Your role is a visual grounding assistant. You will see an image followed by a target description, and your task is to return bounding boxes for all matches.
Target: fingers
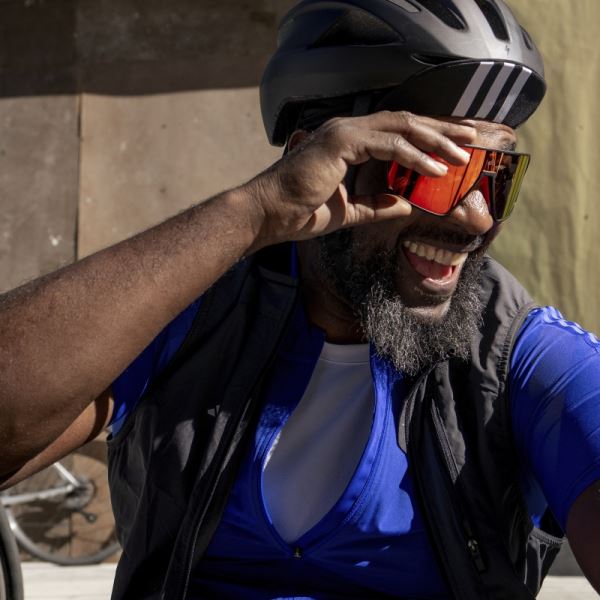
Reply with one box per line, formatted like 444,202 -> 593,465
319,110 -> 477,174
346,193 -> 413,226
400,120 -> 473,165
297,190 -> 413,239
340,129 -> 453,177
356,111 -> 478,150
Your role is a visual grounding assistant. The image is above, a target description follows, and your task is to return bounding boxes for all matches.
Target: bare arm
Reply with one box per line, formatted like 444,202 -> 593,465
0,189 -> 259,476
566,480 -> 600,593
0,390 -> 113,489
0,112 -> 476,477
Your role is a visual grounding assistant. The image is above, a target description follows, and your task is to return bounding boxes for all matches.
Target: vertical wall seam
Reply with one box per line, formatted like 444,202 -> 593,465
74,0 -> 83,263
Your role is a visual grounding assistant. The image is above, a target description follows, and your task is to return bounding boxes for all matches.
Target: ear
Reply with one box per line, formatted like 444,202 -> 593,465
287,129 -> 310,152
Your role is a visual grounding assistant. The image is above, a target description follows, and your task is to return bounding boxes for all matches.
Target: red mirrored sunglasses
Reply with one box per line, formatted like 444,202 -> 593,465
386,145 -> 530,222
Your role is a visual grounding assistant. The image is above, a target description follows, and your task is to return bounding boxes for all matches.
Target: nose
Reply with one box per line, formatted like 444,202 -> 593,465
444,189 -> 494,236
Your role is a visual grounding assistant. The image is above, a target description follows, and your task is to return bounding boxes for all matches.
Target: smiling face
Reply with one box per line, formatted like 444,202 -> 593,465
299,118 -> 519,373
351,119 -> 517,320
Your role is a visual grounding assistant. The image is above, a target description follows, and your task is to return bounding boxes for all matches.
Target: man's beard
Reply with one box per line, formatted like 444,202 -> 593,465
317,228 -> 486,376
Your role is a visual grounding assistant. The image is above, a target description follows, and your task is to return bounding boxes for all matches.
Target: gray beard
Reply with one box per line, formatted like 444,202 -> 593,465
317,229 -> 486,376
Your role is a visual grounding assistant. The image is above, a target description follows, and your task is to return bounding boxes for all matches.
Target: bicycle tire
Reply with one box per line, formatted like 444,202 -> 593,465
0,505 -> 23,600
2,439 -> 121,566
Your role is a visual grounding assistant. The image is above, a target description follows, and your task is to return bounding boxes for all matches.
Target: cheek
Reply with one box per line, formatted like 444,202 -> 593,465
483,221 -> 503,245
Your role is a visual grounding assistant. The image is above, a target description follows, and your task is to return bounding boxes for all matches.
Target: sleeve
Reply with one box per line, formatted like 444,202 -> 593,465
110,298 -> 202,434
510,306 -> 600,530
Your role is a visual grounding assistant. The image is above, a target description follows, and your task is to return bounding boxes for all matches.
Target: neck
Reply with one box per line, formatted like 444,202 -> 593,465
297,241 -> 365,344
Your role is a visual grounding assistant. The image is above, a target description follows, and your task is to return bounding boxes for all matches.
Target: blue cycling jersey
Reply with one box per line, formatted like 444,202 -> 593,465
112,301 -> 600,598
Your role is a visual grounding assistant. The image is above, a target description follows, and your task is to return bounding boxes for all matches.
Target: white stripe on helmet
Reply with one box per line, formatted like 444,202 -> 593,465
475,62 -> 517,119
493,67 -> 533,123
452,62 -> 494,117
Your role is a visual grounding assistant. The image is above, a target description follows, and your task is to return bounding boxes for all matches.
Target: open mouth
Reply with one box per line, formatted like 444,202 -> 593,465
401,241 -> 468,285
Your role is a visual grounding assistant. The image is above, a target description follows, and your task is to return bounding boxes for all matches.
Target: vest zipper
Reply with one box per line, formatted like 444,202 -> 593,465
175,297 -> 300,600
403,365 -> 486,600
177,387 -> 266,600
430,400 -> 487,574
467,537 -> 486,573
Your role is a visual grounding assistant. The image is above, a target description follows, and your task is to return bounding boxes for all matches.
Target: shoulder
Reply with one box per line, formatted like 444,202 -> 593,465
510,307 -> 600,529
510,306 -> 600,394
479,256 -> 533,310
468,257 -> 536,373
513,306 -> 600,366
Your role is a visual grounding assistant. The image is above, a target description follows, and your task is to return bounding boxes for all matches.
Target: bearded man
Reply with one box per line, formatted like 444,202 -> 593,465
1,1 -> 599,599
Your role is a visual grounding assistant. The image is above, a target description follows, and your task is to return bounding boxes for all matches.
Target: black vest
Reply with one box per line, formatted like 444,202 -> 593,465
107,247 -> 563,600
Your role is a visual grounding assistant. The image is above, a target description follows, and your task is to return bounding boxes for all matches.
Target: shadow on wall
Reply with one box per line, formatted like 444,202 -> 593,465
0,0 -> 296,98
0,0 -> 295,292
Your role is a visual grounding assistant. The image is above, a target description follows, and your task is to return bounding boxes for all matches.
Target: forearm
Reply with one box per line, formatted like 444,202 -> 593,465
0,185 -> 261,471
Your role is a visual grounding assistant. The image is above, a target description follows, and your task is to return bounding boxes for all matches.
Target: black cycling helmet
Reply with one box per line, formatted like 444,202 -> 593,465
261,0 -> 546,146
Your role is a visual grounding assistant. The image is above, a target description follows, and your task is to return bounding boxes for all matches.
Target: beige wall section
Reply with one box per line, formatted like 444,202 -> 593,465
78,89 -> 281,257
0,0 -> 79,293
0,95 -> 79,292
491,0 -> 600,332
75,0 -> 295,257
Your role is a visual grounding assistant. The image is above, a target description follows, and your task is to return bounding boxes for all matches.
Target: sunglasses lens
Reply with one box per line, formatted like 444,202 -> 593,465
387,148 -> 486,215
491,153 -> 530,221
387,147 -> 529,220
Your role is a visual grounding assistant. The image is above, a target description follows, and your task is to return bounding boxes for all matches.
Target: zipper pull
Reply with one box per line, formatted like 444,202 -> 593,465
462,518 -> 486,572
293,546 -> 302,559
467,538 -> 486,572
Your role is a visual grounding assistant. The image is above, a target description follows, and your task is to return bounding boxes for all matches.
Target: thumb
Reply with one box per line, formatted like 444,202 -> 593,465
346,193 -> 412,226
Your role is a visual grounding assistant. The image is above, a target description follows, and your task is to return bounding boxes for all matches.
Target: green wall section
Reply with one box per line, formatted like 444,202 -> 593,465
491,1 -> 600,332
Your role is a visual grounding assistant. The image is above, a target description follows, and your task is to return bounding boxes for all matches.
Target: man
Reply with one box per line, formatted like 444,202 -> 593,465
0,0 -> 599,598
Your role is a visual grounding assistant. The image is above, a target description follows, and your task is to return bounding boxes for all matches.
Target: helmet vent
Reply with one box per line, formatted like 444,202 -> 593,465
521,27 -> 534,50
475,1 -> 510,41
418,0 -> 466,30
412,53 -> 463,66
390,0 -> 421,13
312,9 -> 404,48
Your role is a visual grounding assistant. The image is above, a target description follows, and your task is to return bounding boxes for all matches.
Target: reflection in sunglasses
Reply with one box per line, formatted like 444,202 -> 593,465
386,145 -> 530,222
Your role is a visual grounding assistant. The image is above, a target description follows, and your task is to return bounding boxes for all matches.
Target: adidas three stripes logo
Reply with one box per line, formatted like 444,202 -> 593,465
452,62 -> 533,123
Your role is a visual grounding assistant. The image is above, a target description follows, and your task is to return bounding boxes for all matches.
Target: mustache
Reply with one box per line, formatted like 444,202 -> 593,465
394,224 -> 486,252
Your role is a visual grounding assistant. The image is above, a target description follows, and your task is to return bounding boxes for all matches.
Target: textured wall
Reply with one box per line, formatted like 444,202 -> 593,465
0,0 -> 79,292
76,0 -> 290,256
0,0 -> 293,287
492,0 -> 600,332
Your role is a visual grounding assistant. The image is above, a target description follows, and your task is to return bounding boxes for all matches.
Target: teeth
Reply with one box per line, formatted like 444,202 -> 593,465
402,240 -> 468,267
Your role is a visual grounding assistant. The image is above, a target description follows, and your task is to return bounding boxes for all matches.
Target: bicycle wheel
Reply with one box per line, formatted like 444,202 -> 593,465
2,439 -> 121,566
0,505 -> 23,600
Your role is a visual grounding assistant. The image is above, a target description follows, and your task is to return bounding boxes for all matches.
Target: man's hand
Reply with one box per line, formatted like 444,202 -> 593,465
244,111 -> 477,249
